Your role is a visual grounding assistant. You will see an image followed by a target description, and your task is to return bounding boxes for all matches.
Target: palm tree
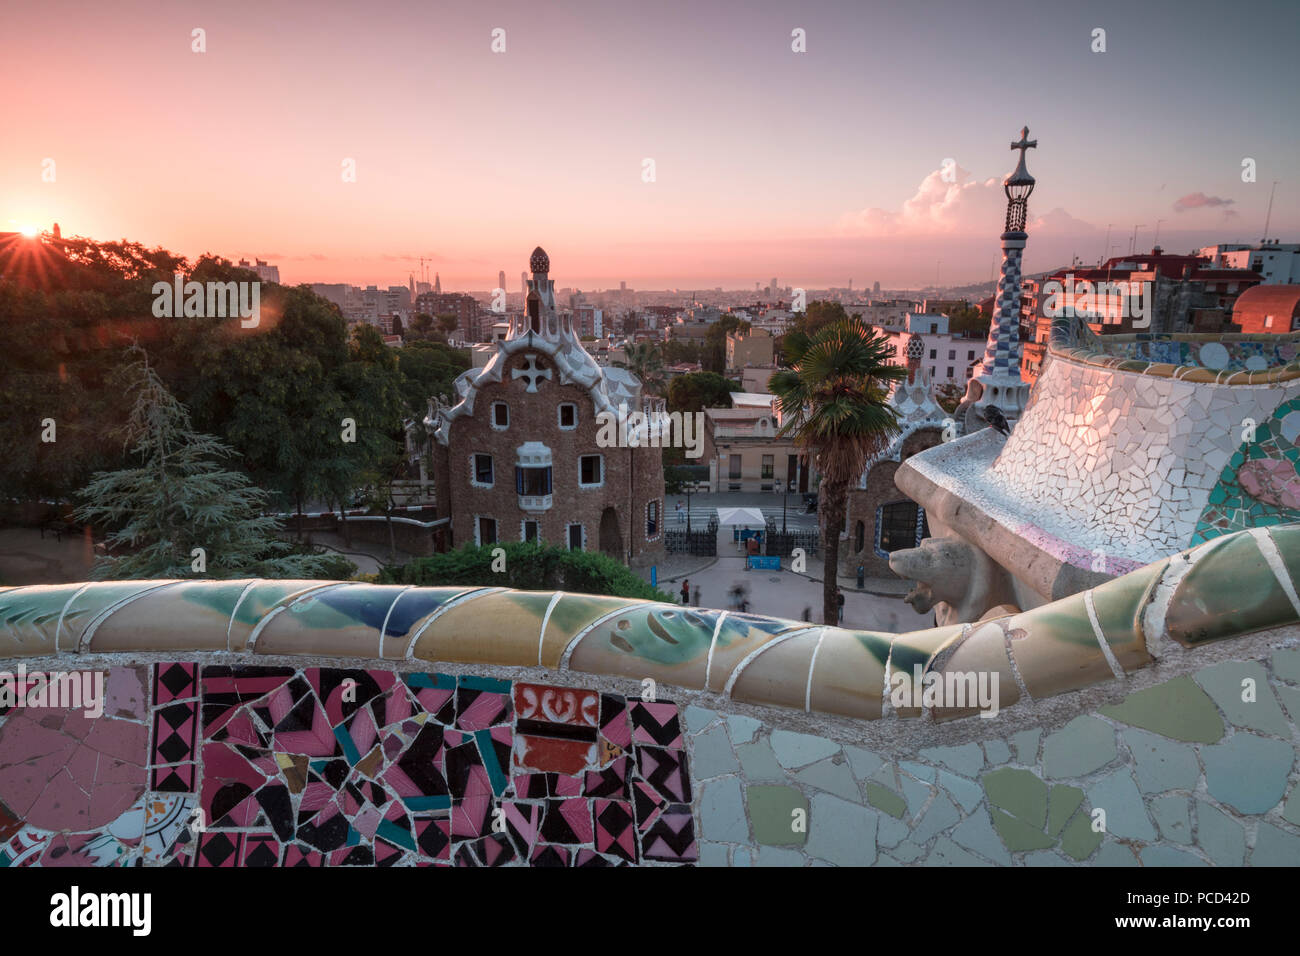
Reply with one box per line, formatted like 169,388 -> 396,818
770,319 -> 906,625
615,341 -> 665,395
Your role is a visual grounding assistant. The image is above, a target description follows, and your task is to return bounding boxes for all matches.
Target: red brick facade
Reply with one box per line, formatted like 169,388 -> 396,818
431,350 -> 665,567
841,427 -> 942,577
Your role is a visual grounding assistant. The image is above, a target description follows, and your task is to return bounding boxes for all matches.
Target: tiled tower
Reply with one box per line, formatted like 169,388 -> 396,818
959,127 -> 1037,433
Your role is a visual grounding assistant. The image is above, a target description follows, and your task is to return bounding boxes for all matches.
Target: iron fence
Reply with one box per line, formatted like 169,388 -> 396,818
665,528 -> 717,556
764,525 -> 819,557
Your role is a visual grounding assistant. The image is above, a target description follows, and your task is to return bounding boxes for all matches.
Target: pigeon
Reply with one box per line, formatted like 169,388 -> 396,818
981,404 -> 1011,436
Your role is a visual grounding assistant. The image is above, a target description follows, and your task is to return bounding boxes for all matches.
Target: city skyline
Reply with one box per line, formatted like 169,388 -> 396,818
3,0 -> 1297,289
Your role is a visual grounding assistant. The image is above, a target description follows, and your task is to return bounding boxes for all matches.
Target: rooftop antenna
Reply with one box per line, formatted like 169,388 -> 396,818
1263,180 -> 1279,242
1102,224 -> 1114,265
1153,219 -> 1166,247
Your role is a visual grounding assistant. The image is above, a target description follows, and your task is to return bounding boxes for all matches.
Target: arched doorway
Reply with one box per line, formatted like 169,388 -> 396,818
599,507 -> 623,559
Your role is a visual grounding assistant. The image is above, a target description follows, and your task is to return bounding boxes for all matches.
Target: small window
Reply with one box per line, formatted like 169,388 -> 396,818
948,349 -> 955,360
968,350 -> 975,360
878,502 -> 919,553
558,404 -> 577,429
523,520 -> 538,543
946,367 -> 953,378
473,454 -> 493,485
579,455 -> 602,486
568,524 -> 583,550
478,516 -> 497,545
929,349 -> 936,359
646,501 -> 658,537
729,454 -> 742,480
515,466 -> 552,496
929,323 -> 937,334
854,520 -> 865,553
761,455 -> 774,479
492,402 -> 509,428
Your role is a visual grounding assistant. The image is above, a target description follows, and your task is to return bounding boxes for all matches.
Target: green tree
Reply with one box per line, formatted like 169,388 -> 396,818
948,302 -> 991,338
379,541 -> 672,601
614,341 -> 665,395
795,301 -> 849,338
409,312 -> 435,338
661,338 -> 699,365
667,371 -> 738,414
436,313 -> 459,335
73,347 -> 344,580
769,319 -> 905,625
396,339 -> 471,416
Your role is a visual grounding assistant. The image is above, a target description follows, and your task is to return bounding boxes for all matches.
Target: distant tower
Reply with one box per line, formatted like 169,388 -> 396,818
959,126 -> 1037,434
409,273 -> 415,298
498,270 -> 506,293
434,272 -> 442,294
905,332 -> 925,384
873,281 -> 881,294
521,271 -> 528,297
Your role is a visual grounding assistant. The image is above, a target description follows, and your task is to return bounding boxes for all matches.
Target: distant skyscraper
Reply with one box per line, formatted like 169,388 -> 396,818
498,270 -> 506,292
409,273 -> 416,299
521,271 -> 528,297
620,280 -> 626,292
873,281 -> 881,294
434,273 -> 442,294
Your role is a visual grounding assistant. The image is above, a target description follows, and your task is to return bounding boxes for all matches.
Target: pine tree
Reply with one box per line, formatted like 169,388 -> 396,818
75,346 -> 342,580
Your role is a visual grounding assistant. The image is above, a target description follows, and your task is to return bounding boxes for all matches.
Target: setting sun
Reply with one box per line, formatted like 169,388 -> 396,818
17,224 -> 38,238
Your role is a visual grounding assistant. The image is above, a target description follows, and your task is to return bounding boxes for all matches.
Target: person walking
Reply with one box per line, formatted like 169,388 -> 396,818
680,580 -> 690,605
693,585 -> 701,607
836,589 -> 845,624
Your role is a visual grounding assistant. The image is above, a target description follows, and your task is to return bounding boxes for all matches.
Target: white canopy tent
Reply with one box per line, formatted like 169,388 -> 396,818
715,506 -> 765,526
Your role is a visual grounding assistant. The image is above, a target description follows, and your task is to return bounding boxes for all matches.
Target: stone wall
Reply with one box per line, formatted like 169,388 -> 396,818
684,649 -> 1300,866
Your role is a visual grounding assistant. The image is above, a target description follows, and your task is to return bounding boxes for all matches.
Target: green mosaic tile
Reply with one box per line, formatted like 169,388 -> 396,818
1046,785 -> 1085,837
1098,676 -> 1224,743
864,781 -> 906,819
990,808 -> 1056,852
983,767 -> 1047,829
747,785 -> 808,847
1058,810 -> 1103,861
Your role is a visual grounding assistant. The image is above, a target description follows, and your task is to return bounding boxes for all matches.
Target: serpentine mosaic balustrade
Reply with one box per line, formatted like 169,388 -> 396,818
2,523 -> 1298,723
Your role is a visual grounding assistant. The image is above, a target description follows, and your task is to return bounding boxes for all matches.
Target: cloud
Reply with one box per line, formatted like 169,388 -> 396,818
1173,192 -> 1235,212
838,164 -> 1092,237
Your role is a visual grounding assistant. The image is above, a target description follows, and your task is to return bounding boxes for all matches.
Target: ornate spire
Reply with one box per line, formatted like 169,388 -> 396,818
1003,127 -> 1037,234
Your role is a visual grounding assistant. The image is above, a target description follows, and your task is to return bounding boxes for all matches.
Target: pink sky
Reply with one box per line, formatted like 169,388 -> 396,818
2,0 -> 1295,290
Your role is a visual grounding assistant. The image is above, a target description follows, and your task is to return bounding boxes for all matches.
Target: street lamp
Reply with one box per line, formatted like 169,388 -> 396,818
776,479 -> 787,534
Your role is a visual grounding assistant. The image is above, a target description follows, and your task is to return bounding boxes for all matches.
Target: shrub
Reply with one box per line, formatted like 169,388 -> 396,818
379,541 -> 672,602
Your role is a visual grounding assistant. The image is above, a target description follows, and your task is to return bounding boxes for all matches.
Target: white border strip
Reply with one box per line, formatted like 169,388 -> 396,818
1083,588 -> 1125,679
1253,527 -> 1300,618
805,627 -> 829,712
79,581 -> 182,652
722,628 -> 818,698
703,611 -> 729,691
538,591 -> 565,665
403,587 -> 506,661
244,583 -> 345,652
54,584 -> 92,655
226,580 -> 260,652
